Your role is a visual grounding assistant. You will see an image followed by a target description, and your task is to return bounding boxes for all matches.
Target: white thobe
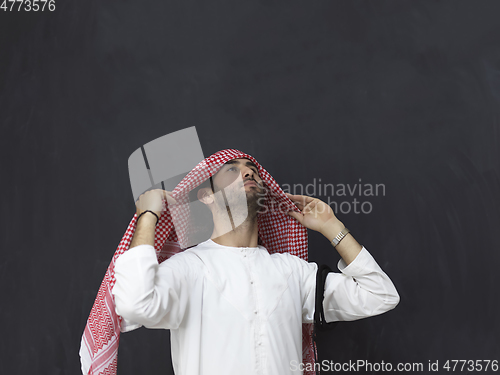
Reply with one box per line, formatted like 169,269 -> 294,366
112,239 -> 399,375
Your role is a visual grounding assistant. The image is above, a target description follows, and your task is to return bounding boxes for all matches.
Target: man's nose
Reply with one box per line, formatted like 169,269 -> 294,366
242,167 -> 255,179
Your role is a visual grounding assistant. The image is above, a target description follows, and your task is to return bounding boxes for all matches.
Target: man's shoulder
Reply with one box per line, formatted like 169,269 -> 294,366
268,251 -> 317,274
269,251 -> 307,262
160,245 -> 206,268
181,239 -> 217,255
165,240 -> 219,264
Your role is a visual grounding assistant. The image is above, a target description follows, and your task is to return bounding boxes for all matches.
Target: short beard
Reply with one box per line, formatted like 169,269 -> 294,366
213,182 -> 266,229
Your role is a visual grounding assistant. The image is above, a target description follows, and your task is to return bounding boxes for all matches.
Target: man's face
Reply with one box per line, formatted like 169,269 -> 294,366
209,158 -> 266,215
194,158 -> 266,233
212,158 -> 264,194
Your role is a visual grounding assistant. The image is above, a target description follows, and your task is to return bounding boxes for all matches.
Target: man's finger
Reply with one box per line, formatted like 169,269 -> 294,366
285,193 -> 312,208
162,190 -> 178,205
292,201 -> 305,210
287,210 -> 303,224
152,189 -> 177,205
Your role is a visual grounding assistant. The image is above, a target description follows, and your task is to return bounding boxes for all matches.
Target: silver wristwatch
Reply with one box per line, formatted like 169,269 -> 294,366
331,227 -> 350,247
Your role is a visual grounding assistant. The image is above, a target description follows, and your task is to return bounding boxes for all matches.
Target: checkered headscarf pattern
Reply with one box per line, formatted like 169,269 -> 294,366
80,149 -> 316,375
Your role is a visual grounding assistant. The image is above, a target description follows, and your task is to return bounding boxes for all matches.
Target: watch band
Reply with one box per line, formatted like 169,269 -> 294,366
331,227 -> 350,247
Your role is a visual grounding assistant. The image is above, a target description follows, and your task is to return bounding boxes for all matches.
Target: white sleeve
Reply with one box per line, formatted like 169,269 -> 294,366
322,246 -> 400,322
112,245 -> 191,329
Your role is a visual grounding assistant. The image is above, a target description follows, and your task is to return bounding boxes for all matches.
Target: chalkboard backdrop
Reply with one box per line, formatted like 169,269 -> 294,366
1,1 -> 499,374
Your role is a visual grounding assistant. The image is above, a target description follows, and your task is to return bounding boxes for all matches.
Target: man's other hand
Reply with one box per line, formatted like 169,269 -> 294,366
135,189 -> 177,217
285,193 -> 342,236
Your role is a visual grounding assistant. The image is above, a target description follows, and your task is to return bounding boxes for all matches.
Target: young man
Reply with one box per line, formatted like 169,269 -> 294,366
109,150 -> 399,375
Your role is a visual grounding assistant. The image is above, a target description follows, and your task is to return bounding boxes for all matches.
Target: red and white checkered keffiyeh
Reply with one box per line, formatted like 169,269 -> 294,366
80,149 -> 316,375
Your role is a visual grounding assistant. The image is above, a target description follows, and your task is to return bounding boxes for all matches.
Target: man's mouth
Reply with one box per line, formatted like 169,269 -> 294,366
244,180 -> 258,187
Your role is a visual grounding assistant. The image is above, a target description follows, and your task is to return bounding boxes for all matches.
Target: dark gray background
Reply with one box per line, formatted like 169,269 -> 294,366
1,1 -> 499,374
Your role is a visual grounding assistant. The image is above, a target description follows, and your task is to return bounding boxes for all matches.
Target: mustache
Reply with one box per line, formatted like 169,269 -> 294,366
244,179 -> 268,196
244,178 -> 263,188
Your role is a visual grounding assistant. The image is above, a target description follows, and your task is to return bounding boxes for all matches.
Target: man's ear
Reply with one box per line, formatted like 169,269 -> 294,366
197,187 -> 214,205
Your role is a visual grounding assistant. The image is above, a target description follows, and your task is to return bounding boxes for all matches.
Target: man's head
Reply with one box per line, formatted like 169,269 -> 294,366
196,158 -> 266,220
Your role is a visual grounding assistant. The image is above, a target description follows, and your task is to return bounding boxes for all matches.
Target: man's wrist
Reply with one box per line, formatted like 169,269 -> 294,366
137,211 -> 158,225
320,218 -> 345,242
322,217 -> 362,264
130,213 -> 157,249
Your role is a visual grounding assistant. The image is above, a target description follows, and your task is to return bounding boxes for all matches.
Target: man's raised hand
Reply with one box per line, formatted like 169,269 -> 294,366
285,193 -> 341,235
130,190 -> 177,248
135,189 -> 177,218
